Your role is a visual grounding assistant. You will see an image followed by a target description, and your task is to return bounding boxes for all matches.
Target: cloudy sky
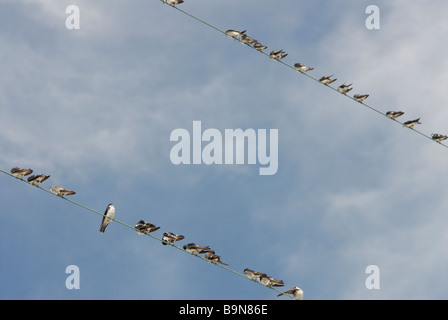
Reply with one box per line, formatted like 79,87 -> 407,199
1,0 -> 448,300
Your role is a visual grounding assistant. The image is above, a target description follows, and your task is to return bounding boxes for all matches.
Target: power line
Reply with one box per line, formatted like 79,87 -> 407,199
0,168 -> 295,299
160,0 -> 448,150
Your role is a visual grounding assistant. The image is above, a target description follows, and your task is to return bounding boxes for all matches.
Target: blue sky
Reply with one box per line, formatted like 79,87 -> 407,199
1,0 -> 448,300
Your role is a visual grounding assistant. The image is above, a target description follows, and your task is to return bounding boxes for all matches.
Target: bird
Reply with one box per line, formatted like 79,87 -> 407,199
253,42 -> 267,51
337,83 -> 353,94
243,268 -> 265,281
50,186 -> 76,197
99,203 -> 115,233
205,250 -> 228,265
10,167 -> 33,179
270,50 -> 288,61
431,133 -> 448,143
27,174 -> 50,186
134,220 -> 160,235
353,94 -> 369,103
183,243 -> 210,255
225,29 -> 246,39
277,286 -> 304,300
162,232 -> 184,245
239,34 -> 257,46
162,0 -> 184,6
259,274 -> 285,287
318,75 -> 337,85
293,63 -> 314,73
403,118 -> 421,129
386,111 -> 404,120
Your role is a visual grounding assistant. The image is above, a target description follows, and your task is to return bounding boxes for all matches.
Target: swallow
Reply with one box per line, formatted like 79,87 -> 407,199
162,0 -> 184,6
243,268 -> 265,281
353,94 -> 369,103
162,232 -> 184,245
431,133 -> 448,143
386,111 -> 404,120
270,50 -> 288,61
239,34 -> 257,46
403,118 -> 421,129
259,275 -> 285,287
293,63 -> 314,73
10,167 -> 33,178
27,174 -> 50,186
183,243 -> 210,255
225,29 -> 246,39
318,75 -> 337,85
253,42 -> 267,51
50,186 -> 76,197
205,250 -> 228,265
337,83 -> 353,94
277,286 -> 304,300
134,220 -> 160,235
99,203 -> 115,233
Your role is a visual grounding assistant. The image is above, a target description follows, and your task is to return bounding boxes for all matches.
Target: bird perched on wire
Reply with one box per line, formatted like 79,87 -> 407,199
431,133 -> 448,143
134,220 -> 160,235
243,268 -> 265,281
294,63 -> 314,73
253,42 -> 267,51
162,232 -> 185,245
403,118 -> 421,129
10,167 -> 33,179
386,111 -> 404,120
225,29 -> 246,39
183,243 -> 210,255
162,0 -> 184,6
353,94 -> 369,103
50,186 -> 76,197
270,49 -> 288,61
319,75 -> 337,85
27,174 -> 50,186
99,203 -> 115,233
277,286 -> 304,300
239,34 -> 257,46
337,83 -> 353,94
205,250 -> 228,265
259,274 -> 285,287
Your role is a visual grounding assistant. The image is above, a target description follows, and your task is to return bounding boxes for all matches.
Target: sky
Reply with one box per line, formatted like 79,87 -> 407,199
1,0 -> 448,300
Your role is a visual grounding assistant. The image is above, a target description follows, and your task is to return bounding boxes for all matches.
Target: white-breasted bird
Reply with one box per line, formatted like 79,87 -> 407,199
205,250 -> 228,265
353,94 -> 369,103
293,63 -> 314,73
10,167 -> 33,179
431,133 -> 448,143
277,286 -> 304,300
319,75 -> 337,85
337,83 -> 353,94
183,243 -> 210,255
50,186 -> 76,197
27,174 -> 50,186
135,220 -> 160,235
239,34 -> 257,46
99,203 -> 115,233
259,274 -> 285,287
225,29 -> 246,39
243,268 -> 265,281
403,118 -> 421,129
253,42 -> 267,51
386,111 -> 404,119
270,49 -> 288,61
162,0 -> 184,6
162,232 -> 184,245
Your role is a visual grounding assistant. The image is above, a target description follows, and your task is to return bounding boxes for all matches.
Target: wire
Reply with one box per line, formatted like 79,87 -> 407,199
0,167 -> 295,299
160,0 -> 448,150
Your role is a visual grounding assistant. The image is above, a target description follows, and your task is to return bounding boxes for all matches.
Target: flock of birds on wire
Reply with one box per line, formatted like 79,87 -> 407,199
8,166 -> 304,300
163,0 -> 448,144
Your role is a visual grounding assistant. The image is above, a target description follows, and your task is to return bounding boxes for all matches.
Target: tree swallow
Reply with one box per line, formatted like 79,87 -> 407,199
27,174 -> 50,186
50,186 -> 76,197
205,250 -> 228,265
162,0 -> 184,6
269,50 -> 288,61
386,111 -> 404,120
337,83 -> 353,94
353,94 -> 369,103
239,34 -> 257,46
135,220 -> 160,235
403,118 -> 421,129
162,232 -> 184,245
431,133 -> 448,143
243,268 -> 265,281
259,274 -> 285,287
183,243 -> 210,255
225,29 -> 246,39
10,167 -> 33,179
99,203 -> 115,233
293,63 -> 313,73
253,42 -> 267,51
277,286 -> 304,300
318,75 -> 337,85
